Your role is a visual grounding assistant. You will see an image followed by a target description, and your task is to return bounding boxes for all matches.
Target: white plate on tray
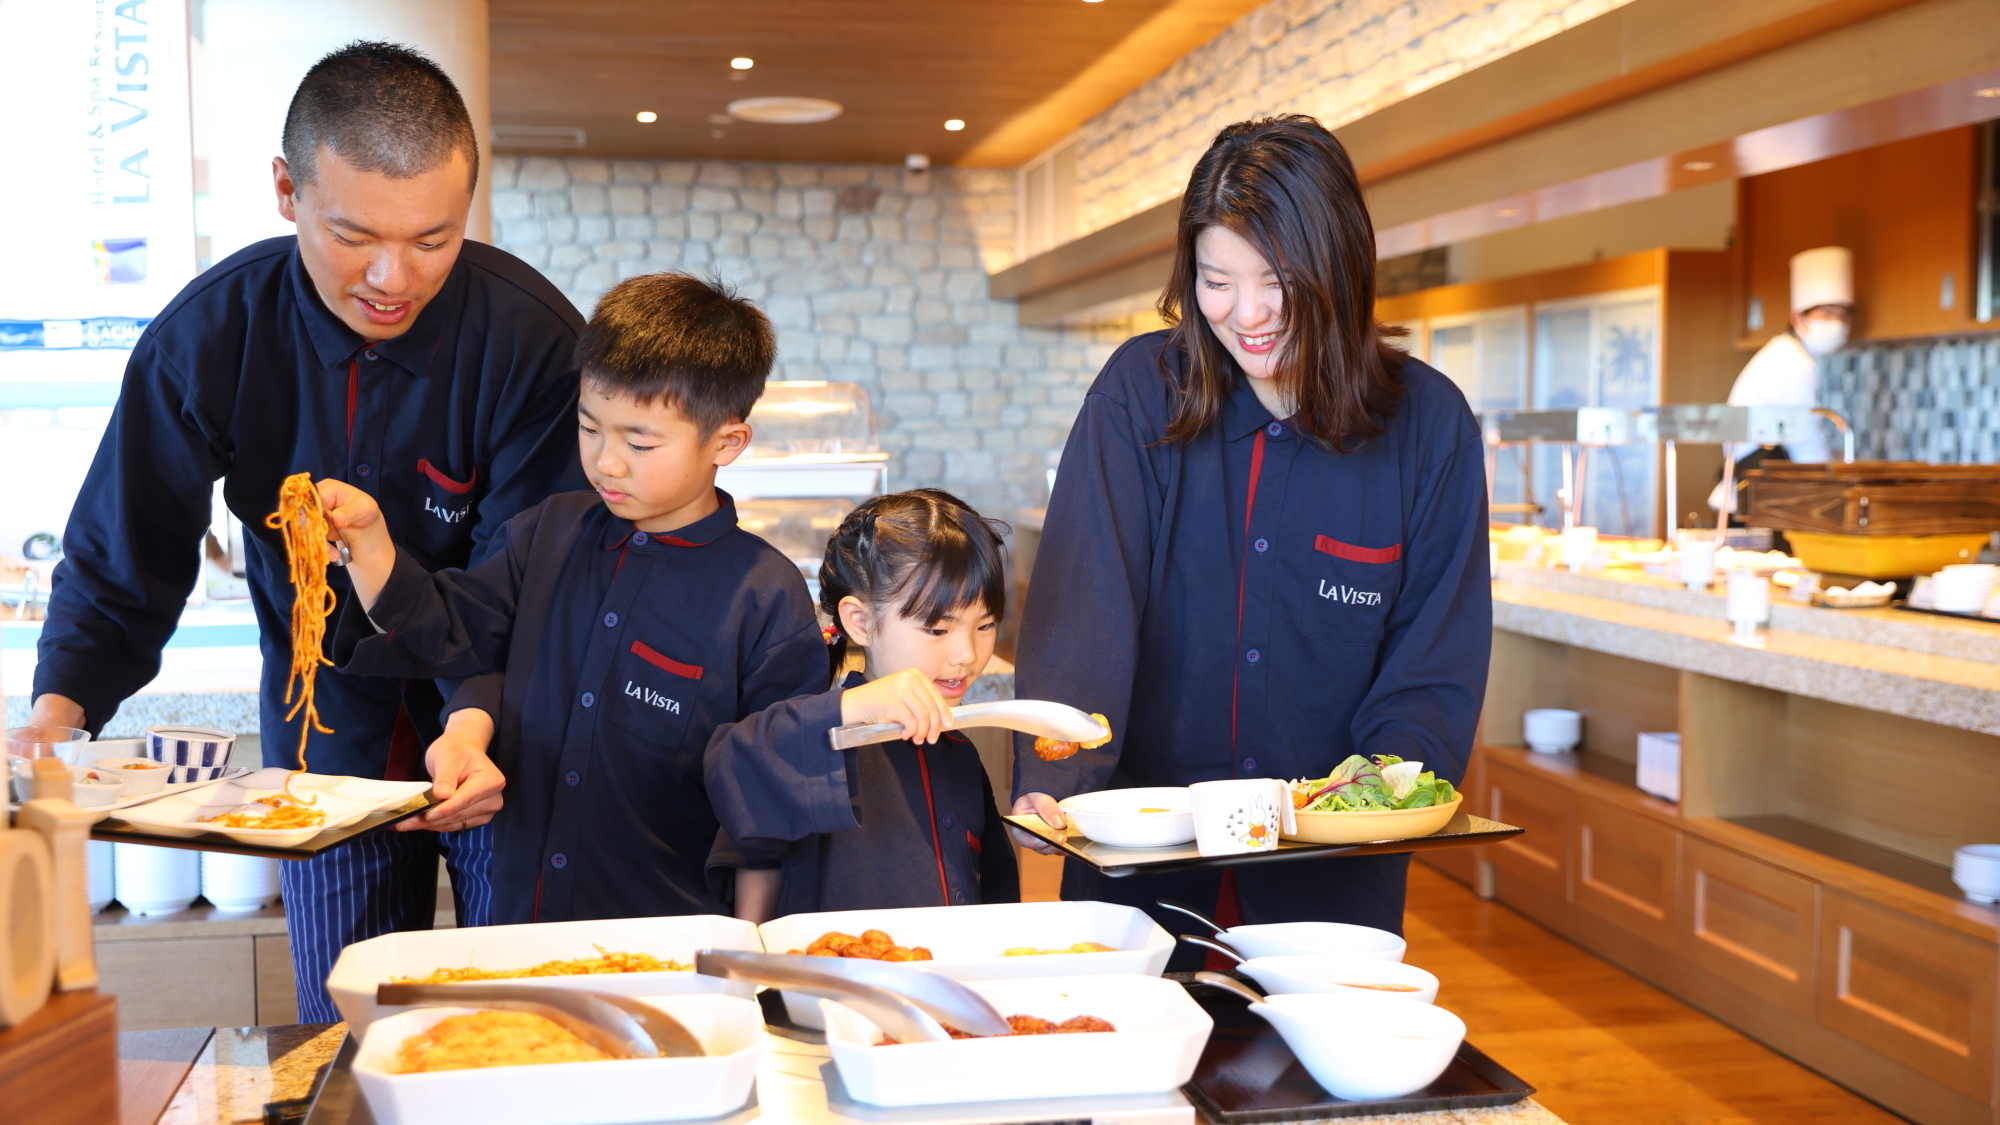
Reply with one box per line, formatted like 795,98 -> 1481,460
8,766 -> 250,816
759,900 -> 1173,1029
109,768 -> 432,848
328,914 -> 765,1034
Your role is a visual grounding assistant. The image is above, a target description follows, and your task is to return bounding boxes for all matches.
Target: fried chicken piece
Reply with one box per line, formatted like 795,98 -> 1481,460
859,929 -> 896,949
880,946 -> 933,961
1056,1015 -> 1117,1033
1033,737 -> 1080,762
1006,1015 -> 1058,1035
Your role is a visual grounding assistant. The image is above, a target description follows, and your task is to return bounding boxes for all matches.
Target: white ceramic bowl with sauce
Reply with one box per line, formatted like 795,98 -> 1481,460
1249,991 -> 1465,1101
1237,955 -> 1438,1003
1056,787 -> 1195,848
93,757 -> 171,795
1216,921 -> 1406,962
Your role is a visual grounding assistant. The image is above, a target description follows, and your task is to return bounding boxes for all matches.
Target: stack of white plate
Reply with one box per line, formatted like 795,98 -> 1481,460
201,852 -> 281,911
87,840 -> 115,914
113,843 -> 200,915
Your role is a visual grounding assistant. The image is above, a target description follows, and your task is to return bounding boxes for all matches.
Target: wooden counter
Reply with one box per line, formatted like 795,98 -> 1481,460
1441,562 -> 2000,1125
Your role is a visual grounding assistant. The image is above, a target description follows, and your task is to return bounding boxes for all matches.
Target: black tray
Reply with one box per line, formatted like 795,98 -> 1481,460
91,793 -> 436,860
1006,810 -> 1522,877
1174,973 -> 1534,1123
1891,600 -> 2000,627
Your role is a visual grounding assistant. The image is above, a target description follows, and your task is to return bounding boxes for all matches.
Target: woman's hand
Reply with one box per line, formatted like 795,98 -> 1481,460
399,708 -> 506,832
315,478 -> 396,608
1008,792 -> 1066,854
840,668 -> 953,745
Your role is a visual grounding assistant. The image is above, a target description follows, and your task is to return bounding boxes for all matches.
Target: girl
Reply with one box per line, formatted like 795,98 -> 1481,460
705,489 -> 1021,921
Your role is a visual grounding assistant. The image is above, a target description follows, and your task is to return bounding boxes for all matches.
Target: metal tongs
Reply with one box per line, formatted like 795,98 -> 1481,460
695,948 -> 1011,1042
826,698 -> 1109,751
375,982 -> 705,1059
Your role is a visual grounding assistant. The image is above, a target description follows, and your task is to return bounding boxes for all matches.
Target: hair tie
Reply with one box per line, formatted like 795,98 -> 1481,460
822,623 -> 841,646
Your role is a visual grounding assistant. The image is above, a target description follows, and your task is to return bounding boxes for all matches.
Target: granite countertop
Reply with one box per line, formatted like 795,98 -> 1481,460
1494,561 -> 2000,735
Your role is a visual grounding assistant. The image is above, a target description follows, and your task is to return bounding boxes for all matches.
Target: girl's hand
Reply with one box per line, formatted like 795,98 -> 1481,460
841,668 -> 953,745
315,478 -> 396,607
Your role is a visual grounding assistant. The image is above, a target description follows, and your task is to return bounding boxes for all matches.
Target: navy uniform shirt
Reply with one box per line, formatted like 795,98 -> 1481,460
705,673 -> 1021,915
37,237 -> 587,776
334,490 -> 827,924
1013,331 -> 1490,936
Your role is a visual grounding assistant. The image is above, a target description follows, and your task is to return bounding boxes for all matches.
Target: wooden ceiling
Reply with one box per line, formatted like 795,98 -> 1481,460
488,0 -> 1266,166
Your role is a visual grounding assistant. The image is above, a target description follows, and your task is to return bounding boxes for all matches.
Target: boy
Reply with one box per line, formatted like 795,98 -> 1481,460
319,273 -> 826,923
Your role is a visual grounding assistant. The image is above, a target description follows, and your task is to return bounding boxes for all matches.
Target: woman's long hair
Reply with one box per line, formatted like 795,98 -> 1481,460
1158,115 -> 1406,448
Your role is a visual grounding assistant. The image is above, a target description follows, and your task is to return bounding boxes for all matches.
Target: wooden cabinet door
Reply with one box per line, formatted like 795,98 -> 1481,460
1818,890 -> 1995,1099
1482,756 -> 1569,899
1680,837 -> 1818,1018
1572,801 -> 1680,949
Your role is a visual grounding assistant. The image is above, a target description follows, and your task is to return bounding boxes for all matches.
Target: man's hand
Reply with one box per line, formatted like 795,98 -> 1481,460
28,693 -> 86,733
315,477 -> 396,609
399,708 -> 505,832
1008,791 -> 1066,855
839,668 -> 953,745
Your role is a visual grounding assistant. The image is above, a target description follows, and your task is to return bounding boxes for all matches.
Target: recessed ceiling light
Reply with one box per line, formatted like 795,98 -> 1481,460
1977,87 -> 2000,97
731,57 -> 754,70
727,96 -> 843,124
635,111 -> 658,123
1496,207 -> 1521,218
944,119 -> 965,131
708,114 -> 734,125
1682,160 -> 1716,171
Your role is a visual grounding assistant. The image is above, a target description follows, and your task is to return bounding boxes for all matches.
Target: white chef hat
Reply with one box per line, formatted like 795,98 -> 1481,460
1790,246 -> 1853,312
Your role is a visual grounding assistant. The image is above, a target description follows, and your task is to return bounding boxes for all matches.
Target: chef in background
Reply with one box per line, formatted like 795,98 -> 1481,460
1711,246 -> 1852,515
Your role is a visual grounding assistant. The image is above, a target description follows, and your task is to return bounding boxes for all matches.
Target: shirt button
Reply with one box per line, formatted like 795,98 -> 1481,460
581,691 -> 595,707
357,464 -> 372,477
365,348 -> 378,361
565,771 -> 580,787
604,612 -> 618,628
632,532 -> 649,545
1266,422 -> 1282,437
550,853 -> 568,869
1254,538 -> 1268,553
1246,649 -> 1260,663
941,814 -> 953,829
1243,757 -> 1258,772
953,889 -> 967,904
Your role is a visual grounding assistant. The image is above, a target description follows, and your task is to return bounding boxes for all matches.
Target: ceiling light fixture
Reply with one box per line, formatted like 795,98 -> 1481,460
1978,88 -> 2000,98
731,57 -> 754,70
727,96 -> 843,124
635,111 -> 658,123
944,119 -> 965,131
1682,160 -> 1716,171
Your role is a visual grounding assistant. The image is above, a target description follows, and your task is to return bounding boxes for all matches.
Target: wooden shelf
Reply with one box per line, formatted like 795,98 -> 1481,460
1722,816 -> 1977,907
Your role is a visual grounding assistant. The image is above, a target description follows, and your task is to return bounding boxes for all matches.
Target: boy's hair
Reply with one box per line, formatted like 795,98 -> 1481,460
820,490 -> 1010,679
577,273 -> 777,434
283,41 -> 478,191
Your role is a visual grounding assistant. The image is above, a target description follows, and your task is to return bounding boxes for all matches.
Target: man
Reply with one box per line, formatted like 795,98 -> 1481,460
32,42 -> 586,1020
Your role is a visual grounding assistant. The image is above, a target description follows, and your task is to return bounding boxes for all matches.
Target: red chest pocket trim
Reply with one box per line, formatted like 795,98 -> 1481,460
965,829 -> 982,854
631,641 -> 704,680
417,459 -> 477,495
1314,535 -> 1402,564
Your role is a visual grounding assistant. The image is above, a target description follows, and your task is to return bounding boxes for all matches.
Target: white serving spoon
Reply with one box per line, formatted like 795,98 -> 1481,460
826,698 -> 1109,750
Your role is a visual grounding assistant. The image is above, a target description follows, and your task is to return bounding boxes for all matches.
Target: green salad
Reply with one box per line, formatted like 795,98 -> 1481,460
1290,755 -> 1459,812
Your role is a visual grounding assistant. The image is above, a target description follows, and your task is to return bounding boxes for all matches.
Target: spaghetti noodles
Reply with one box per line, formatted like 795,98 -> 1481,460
265,472 -> 336,795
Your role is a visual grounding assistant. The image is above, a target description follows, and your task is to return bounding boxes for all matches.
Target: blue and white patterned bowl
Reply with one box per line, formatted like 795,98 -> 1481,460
146,725 -> 237,785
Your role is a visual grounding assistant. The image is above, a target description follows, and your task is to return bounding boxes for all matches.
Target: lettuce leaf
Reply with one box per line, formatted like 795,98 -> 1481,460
1294,755 -> 1458,813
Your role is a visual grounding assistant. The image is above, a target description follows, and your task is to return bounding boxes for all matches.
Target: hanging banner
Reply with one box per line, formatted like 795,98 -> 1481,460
0,0 -> 195,399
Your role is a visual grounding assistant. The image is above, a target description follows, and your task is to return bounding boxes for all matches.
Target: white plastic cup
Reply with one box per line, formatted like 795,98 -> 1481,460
1559,526 -> 1599,571
1522,709 -> 1582,754
1189,778 -> 1297,857
201,852 -> 281,912
1952,845 -> 2000,903
1726,568 -> 1771,632
1680,535 -> 1717,590
113,843 -> 201,916
86,840 -> 115,915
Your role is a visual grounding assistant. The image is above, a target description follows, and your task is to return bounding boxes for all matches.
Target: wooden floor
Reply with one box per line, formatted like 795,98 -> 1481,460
1016,850 -> 1906,1124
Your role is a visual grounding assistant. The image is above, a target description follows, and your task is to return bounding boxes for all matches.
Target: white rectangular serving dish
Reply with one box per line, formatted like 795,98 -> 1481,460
111,768 -> 431,847
329,914 -> 764,1034
822,974 -> 1211,1107
353,993 -> 764,1125
759,900 -> 1173,1029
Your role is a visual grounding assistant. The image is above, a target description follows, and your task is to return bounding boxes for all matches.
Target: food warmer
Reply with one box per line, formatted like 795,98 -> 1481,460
719,381 -> 890,595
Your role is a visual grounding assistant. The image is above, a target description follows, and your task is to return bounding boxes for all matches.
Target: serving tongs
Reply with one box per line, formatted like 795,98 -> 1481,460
695,948 -> 1011,1042
374,982 -> 705,1060
826,698 -> 1110,751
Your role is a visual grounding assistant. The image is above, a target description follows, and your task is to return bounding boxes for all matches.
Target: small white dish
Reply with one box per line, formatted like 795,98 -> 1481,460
1237,955 -> 1439,1003
1523,708 -> 1581,754
351,993 -> 765,1125
1057,787 -> 1195,848
1216,921 -> 1407,962
1952,844 -> 2000,903
1249,991 -> 1466,1101
69,772 -> 126,807
94,757 -> 172,795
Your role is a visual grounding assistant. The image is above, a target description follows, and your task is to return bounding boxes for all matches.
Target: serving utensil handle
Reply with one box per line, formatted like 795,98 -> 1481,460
1156,898 -> 1225,936
827,721 -> 906,750
1174,934 -> 1245,964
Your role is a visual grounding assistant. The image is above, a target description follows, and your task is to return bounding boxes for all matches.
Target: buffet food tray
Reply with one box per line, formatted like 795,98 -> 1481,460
1005,811 -> 1523,876
1175,972 -> 1535,1122
89,792 -> 435,859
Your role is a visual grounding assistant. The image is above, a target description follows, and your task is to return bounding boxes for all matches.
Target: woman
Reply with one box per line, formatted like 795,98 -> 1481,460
1011,115 -> 1490,966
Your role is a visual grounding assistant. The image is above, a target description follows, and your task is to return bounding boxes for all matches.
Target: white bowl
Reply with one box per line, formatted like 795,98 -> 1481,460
147,725 -> 237,785
821,973 -> 1211,1107
1523,708 -> 1581,753
1952,844 -> 2000,903
328,914 -> 763,1035
352,993 -> 764,1125
86,840 -> 115,914
94,757 -> 171,795
1057,788 -> 1195,848
113,843 -> 200,915
69,772 -> 126,807
1217,921 -> 1407,962
1250,992 -> 1466,1101
201,852 -> 281,912
1238,955 -> 1439,1003
759,900 -> 1174,1030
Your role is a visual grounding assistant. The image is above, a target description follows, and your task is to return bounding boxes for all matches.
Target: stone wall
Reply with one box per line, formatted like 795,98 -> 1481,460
1822,336 -> 2000,464
1065,0 -> 1637,238
487,155 -> 1146,512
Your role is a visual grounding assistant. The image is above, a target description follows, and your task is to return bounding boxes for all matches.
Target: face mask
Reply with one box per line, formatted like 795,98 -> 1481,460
1797,319 -> 1848,357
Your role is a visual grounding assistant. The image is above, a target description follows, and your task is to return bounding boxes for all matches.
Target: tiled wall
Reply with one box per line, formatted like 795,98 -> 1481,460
1822,335 -> 2000,463
487,155 -> 1144,512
